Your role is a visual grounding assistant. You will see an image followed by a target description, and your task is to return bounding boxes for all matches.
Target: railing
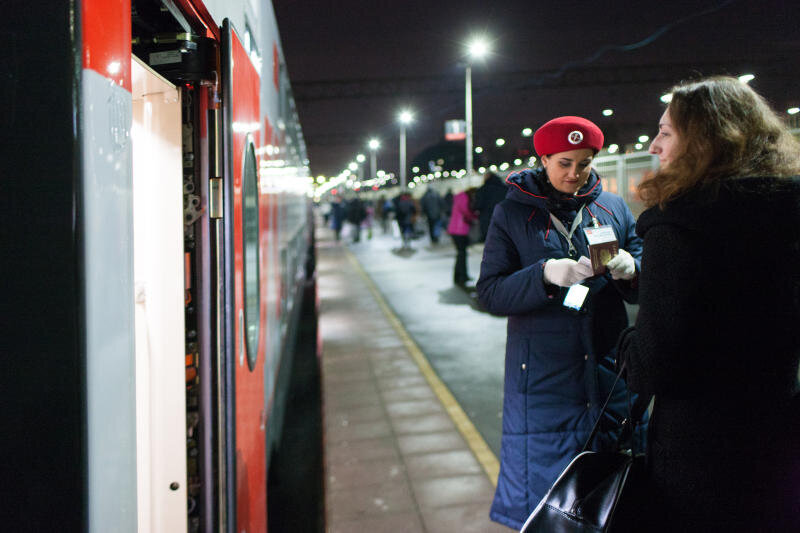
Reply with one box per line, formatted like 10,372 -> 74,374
393,151 -> 658,218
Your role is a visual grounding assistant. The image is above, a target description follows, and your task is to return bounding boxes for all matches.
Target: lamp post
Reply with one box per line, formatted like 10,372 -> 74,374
356,153 -> 366,181
465,37 -> 489,178
398,110 -> 413,189
368,138 -> 380,182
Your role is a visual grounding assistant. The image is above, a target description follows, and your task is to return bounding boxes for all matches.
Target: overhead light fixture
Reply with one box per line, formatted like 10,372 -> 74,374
467,37 -> 490,59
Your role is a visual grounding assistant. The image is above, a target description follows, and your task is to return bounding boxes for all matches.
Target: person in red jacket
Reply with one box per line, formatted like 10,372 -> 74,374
446,187 -> 478,287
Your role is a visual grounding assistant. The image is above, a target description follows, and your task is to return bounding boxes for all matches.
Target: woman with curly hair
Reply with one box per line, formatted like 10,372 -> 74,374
618,76 -> 800,531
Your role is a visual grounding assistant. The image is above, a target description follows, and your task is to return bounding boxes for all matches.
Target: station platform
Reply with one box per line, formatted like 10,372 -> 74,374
317,223 -> 511,532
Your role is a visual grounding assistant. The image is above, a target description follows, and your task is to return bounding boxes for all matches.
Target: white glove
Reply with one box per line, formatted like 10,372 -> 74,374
606,249 -> 636,280
543,257 -> 594,287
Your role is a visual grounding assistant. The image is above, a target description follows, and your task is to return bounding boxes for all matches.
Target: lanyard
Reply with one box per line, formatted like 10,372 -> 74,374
549,209 -> 584,256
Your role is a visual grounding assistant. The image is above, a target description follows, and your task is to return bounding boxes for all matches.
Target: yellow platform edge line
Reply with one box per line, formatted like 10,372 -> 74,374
344,249 -> 500,487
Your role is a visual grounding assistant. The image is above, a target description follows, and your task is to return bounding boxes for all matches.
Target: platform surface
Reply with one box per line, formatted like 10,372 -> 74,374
318,224 -> 511,532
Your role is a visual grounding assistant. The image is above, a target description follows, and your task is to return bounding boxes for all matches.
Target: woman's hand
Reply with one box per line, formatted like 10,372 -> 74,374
543,257 -> 594,287
606,249 -> 636,280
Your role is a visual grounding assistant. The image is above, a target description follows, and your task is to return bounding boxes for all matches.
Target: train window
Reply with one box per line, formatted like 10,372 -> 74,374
242,141 -> 260,371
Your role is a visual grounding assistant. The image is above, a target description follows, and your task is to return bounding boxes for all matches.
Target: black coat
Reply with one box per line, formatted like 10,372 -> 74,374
420,188 -> 443,220
345,198 -> 367,224
617,176 -> 800,531
475,174 -> 508,241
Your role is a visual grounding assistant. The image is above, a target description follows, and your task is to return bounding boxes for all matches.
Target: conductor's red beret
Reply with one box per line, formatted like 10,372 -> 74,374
533,116 -> 604,156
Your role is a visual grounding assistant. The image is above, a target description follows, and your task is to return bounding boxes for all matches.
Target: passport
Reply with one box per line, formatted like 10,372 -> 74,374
583,226 -> 619,275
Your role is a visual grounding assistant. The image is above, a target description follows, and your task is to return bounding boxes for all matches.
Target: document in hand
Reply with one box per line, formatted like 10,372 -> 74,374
583,226 -> 618,275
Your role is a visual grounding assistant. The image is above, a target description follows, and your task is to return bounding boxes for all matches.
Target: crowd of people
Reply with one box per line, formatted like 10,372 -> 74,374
322,171 -> 507,285
321,76 -> 799,531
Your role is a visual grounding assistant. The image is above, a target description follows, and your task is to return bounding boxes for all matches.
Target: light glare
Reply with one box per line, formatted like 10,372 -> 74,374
467,37 -> 490,59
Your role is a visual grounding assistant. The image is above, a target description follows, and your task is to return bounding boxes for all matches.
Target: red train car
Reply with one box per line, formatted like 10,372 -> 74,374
3,0 -> 315,531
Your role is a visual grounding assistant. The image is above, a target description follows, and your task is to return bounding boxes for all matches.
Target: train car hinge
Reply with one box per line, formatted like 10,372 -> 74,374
209,177 -> 223,218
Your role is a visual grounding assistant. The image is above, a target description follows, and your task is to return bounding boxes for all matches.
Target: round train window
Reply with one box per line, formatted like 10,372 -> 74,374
242,142 -> 260,371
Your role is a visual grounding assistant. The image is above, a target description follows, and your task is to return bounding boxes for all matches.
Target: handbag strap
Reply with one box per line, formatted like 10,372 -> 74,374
580,361 -> 651,453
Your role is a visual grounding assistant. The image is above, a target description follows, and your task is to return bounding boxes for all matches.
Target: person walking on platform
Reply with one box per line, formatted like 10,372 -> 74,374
447,187 -> 478,288
616,76 -> 800,532
329,196 -> 345,241
345,195 -> 367,242
393,190 -> 417,249
443,188 -> 454,219
420,185 -> 444,244
376,194 -> 392,234
474,171 -> 507,243
476,116 -> 643,529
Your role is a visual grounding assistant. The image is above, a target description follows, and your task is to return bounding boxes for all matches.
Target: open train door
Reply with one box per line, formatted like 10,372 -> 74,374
220,18 -> 267,533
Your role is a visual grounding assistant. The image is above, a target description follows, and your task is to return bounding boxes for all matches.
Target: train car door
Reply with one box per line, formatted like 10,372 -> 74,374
131,56 -> 188,532
221,18 -> 267,533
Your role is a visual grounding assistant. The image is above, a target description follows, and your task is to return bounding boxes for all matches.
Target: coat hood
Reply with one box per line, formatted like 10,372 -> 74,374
505,167 -> 603,217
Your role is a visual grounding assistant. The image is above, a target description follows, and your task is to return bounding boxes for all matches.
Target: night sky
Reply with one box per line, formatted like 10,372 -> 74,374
272,0 -> 800,179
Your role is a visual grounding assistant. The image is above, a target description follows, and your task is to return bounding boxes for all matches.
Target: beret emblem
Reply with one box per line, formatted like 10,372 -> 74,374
568,130 -> 583,144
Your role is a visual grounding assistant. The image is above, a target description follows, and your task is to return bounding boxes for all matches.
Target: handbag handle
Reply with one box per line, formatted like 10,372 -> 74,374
580,361 -> 650,453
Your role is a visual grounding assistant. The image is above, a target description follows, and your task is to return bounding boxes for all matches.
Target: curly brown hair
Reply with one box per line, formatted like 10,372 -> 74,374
639,76 -> 800,208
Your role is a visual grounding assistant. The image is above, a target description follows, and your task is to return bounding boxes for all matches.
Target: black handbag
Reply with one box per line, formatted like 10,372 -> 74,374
520,363 -> 650,533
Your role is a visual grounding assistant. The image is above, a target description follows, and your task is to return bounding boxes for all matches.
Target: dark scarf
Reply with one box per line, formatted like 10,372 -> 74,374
532,167 -> 601,222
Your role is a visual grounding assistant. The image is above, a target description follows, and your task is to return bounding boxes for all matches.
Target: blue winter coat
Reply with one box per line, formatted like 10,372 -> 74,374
476,167 -> 644,529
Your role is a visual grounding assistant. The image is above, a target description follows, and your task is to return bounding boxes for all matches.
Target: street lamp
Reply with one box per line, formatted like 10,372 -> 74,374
356,153 -> 366,180
398,110 -> 414,189
368,138 -> 380,182
465,36 -> 490,178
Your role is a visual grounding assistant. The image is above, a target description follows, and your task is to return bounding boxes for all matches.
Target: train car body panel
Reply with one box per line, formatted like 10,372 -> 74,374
80,0 -> 139,530
5,0 -> 313,530
225,21 -> 269,533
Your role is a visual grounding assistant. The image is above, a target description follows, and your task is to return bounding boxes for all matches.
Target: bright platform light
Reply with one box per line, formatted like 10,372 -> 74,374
467,37 -> 490,59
